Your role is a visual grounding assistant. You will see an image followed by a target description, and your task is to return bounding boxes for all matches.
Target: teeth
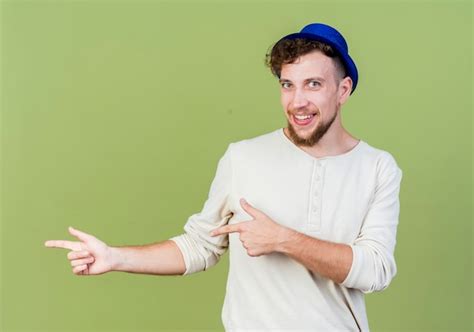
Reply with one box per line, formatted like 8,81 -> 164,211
295,114 -> 314,120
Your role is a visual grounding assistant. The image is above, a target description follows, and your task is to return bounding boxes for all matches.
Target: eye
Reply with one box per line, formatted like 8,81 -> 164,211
281,82 -> 292,89
309,81 -> 320,88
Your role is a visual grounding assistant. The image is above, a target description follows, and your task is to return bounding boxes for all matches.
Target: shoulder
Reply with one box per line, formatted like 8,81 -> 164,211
227,129 -> 281,156
359,140 -> 403,178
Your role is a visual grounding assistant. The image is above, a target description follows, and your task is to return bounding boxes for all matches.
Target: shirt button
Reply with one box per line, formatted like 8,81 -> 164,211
312,206 -> 318,213
313,191 -> 319,197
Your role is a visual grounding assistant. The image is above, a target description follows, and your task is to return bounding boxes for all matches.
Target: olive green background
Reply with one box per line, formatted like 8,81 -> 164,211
1,0 -> 472,331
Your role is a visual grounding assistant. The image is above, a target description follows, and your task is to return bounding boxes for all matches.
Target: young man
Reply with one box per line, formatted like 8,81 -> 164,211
45,23 -> 403,331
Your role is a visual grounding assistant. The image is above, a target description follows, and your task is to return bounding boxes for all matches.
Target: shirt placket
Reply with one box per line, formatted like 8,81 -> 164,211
307,159 -> 325,232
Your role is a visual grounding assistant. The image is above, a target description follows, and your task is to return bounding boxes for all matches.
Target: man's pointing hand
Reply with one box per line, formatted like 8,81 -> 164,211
45,226 -> 115,276
210,198 -> 287,257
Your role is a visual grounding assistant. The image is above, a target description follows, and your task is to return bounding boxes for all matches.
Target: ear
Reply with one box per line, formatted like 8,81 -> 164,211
338,76 -> 353,106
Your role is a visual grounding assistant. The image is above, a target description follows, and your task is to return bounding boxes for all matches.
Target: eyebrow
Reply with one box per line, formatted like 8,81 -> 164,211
279,77 -> 326,84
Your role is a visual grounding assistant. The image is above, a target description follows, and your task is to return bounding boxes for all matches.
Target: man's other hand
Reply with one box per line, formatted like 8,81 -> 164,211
210,198 -> 287,257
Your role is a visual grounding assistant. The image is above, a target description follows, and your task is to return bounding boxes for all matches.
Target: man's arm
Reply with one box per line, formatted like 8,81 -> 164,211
45,226 -> 186,276
210,199 -> 352,283
110,240 -> 186,275
275,229 -> 352,284
210,199 -> 351,284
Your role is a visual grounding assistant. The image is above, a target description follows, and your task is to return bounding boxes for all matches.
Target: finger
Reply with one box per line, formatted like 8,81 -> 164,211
68,226 -> 95,243
67,250 -> 91,260
210,223 -> 243,236
70,257 -> 95,267
73,264 -> 88,274
240,198 -> 263,218
44,240 -> 82,251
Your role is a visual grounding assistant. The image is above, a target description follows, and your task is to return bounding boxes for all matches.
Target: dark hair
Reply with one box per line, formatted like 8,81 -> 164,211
264,38 -> 347,83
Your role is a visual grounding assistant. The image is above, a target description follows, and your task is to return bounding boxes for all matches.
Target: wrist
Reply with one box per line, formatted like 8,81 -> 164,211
275,226 -> 299,254
107,246 -> 122,271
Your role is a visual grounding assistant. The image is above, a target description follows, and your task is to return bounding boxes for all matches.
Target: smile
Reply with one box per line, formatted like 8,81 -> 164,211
292,113 -> 317,126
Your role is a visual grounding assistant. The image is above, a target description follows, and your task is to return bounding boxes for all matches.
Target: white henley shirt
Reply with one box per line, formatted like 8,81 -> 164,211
169,127 -> 403,331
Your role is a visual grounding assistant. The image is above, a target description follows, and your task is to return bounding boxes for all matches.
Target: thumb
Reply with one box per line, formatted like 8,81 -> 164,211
68,226 -> 95,243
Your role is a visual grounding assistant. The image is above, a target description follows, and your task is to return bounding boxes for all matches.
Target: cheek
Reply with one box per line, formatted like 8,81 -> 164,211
280,94 -> 291,110
312,96 -> 329,110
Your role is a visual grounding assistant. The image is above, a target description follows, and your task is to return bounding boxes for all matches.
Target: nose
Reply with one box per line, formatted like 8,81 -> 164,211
291,88 -> 309,110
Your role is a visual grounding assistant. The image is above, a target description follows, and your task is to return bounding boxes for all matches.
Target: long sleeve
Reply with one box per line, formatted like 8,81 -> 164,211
341,151 -> 403,294
168,143 -> 234,275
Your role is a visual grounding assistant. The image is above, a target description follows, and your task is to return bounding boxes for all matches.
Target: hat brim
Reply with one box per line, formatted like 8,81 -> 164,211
276,32 -> 358,95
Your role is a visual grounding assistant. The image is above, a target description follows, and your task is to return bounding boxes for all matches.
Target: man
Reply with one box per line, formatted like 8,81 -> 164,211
45,23 -> 403,331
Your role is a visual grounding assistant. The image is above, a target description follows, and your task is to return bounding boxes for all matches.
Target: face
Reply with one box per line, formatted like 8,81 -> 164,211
279,50 -> 351,147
